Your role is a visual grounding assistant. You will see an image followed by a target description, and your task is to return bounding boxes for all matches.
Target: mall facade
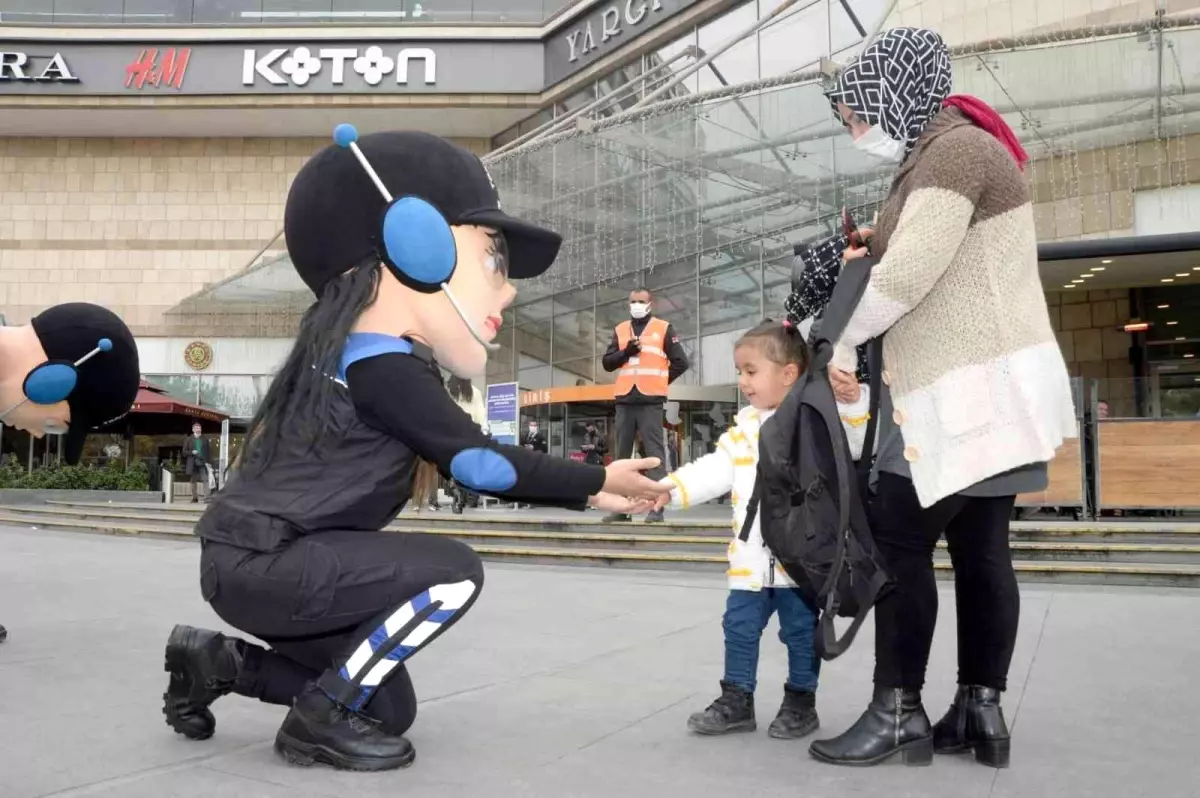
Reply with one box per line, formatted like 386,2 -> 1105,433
2,0 -> 1200,491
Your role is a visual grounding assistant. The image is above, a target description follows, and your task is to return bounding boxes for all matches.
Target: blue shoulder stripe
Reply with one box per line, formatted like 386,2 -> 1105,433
338,333 -> 414,383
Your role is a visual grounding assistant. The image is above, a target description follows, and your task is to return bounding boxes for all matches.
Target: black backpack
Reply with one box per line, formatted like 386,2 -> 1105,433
739,256 -> 891,661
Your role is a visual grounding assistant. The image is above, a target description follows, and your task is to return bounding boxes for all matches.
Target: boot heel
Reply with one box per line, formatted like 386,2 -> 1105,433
901,738 -> 934,767
973,738 -> 1010,769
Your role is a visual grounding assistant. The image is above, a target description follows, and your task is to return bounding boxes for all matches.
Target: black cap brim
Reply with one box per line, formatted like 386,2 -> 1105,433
458,209 -> 562,280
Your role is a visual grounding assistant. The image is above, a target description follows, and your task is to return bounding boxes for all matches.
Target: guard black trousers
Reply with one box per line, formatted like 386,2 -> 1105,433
869,473 -> 1019,692
614,401 -> 667,481
200,529 -> 484,735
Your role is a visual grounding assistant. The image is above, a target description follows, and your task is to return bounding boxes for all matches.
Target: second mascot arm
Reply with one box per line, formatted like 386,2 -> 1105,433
346,353 -> 605,508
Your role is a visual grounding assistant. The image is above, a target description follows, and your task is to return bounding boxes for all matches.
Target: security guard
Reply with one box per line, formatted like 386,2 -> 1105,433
600,288 -> 690,522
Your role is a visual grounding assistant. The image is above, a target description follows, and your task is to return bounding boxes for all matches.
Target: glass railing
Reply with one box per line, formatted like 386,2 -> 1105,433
0,0 -> 575,26
144,373 -> 271,420
1089,376 -> 1200,420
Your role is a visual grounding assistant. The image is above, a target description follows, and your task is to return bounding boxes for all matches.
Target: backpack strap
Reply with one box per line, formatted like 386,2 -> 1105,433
856,336 -> 885,487
737,476 -> 761,543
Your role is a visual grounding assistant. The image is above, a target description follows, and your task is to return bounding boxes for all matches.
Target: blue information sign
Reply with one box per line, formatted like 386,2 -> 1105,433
485,382 -> 519,446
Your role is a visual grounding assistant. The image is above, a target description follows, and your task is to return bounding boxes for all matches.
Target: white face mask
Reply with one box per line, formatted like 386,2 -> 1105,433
629,302 -> 650,320
853,125 -> 906,164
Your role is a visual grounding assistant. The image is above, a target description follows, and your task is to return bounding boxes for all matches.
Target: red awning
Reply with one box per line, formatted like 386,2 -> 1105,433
131,380 -> 228,424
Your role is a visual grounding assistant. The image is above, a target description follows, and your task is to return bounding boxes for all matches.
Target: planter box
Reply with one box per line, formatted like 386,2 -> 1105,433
0,489 -> 162,505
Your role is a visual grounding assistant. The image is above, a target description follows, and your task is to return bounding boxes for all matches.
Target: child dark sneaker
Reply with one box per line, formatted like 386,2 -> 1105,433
767,683 -> 819,739
687,680 -> 756,735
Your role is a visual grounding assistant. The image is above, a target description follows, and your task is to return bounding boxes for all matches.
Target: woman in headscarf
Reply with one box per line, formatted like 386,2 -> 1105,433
806,28 -> 1077,770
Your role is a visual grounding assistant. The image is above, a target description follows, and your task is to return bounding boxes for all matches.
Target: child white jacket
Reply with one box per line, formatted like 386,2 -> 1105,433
663,390 -> 872,591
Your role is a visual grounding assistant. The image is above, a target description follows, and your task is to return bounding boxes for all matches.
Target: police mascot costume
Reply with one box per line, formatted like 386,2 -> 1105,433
161,126 -> 668,772
0,302 -> 140,646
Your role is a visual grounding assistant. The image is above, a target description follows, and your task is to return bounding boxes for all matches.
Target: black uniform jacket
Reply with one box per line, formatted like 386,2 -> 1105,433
197,333 -> 606,552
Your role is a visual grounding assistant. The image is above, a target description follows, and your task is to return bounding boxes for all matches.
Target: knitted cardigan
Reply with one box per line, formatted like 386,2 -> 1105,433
832,106 -> 1077,508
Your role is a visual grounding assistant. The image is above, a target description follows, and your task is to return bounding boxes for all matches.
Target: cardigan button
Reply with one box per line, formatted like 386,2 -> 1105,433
882,370 -> 892,386
903,445 -> 920,462
893,408 -> 906,425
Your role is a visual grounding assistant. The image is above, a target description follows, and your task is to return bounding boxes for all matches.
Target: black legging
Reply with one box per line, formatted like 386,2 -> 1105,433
200,530 -> 484,734
870,472 -> 1019,691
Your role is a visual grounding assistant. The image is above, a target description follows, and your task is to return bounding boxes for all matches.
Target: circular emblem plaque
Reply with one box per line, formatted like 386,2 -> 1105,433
183,341 -> 214,371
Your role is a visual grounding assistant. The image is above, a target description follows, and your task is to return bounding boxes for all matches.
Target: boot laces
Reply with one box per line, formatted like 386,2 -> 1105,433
345,709 -> 383,736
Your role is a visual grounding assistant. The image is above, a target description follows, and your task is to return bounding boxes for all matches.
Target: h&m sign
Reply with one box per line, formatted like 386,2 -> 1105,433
544,0 -> 699,85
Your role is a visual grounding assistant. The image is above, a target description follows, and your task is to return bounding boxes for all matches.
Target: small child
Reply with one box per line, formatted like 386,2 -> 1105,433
657,318 -> 870,739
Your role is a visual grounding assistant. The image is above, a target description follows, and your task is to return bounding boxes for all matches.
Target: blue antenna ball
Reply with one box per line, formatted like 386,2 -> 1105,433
97,338 -> 113,352
333,124 -> 359,148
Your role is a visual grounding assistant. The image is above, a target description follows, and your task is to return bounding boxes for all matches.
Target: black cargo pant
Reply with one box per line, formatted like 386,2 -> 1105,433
200,530 -> 484,735
614,401 -> 667,481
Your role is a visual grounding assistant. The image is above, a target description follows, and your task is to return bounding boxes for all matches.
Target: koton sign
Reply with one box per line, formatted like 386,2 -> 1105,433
243,46 -> 436,88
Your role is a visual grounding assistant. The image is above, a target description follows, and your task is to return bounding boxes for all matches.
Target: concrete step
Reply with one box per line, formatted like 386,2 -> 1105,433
34,500 -> 1200,542
4,509 -> 1200,587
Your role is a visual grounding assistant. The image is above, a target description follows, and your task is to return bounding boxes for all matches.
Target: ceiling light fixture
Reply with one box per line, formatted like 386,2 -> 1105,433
1101,259 -> 1113,264
1185,353 -> 1195,359
1162,278 -> 1175,283
1167,321 -> 1178,326
1072,279 -> 1085,284
1090,267 -> 1106,272
1158,304 -> 1171,309
1177,273 -> 1191,278
1063,284 -> 1076,289
1177,337 -> 1187,341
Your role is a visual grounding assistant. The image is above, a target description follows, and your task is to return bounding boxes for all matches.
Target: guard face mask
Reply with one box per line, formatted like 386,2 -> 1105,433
629,303 -> 650,320
853,125 -> 906,164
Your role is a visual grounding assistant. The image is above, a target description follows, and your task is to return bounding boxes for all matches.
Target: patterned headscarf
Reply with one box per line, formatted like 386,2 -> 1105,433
824,27 -> 953,155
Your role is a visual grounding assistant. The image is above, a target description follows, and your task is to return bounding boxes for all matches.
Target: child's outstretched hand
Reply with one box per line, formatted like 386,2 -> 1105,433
602,457 -> 671,501
589,493 -> 652,515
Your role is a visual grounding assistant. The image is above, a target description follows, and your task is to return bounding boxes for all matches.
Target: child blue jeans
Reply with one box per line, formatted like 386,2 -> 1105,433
722,587 -> 820,694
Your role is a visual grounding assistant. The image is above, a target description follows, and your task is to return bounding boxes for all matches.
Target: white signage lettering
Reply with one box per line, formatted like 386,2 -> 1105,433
564,0 -> 664,63
0,51 -> 80,83
241,46 -> 437,88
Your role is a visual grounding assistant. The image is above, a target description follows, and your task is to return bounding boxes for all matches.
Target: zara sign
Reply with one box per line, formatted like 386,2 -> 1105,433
0,51 -> 79,83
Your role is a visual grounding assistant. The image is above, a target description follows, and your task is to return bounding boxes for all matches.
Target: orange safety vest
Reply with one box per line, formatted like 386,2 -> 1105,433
614,317 -> 671,397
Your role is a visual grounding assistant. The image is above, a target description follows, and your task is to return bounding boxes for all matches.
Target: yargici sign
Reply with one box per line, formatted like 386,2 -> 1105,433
544,0 -> 701,85
0,40 -> 543,96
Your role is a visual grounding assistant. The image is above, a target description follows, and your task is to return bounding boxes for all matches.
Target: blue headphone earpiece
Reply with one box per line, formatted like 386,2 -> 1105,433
334,124 -> 457,294
21,337 -> 113,406
24,363 -> 78,405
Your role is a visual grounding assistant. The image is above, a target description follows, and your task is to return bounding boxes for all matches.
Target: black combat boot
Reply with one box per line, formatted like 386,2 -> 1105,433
162,624 -> 252,740
274,683 -> 416,771
808,686 -> 933,766
644,509 -> 665,523
932,685 -> 1011,768
602,512 -> 631,523
687,680 -> 756,735
767,684 -> 820,739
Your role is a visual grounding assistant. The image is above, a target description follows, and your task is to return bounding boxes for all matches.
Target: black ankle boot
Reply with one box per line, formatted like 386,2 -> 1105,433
162,624 -> 251,740
275,683 -> 416,771
768,684 -> 820,739
808,686 -> 933,767
687,680 -> 756,735
933,685 -> 1011,768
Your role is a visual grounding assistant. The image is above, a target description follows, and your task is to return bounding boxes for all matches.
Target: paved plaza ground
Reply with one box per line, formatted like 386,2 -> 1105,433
2,524 -> 1199,798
